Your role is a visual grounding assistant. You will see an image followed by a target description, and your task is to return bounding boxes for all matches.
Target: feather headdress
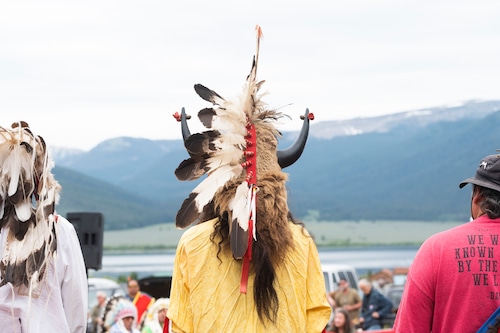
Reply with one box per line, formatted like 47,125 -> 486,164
0,121 -> 61,296
173,26 -> 313,293
141,298 -> 169,333
103,296 -> 138,330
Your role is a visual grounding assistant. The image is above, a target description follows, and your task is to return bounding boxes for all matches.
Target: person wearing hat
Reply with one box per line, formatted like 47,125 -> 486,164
0,121 -> 88,332
394,152 -> 500,332
107,298 -> 140,333
141,298 -> 170,333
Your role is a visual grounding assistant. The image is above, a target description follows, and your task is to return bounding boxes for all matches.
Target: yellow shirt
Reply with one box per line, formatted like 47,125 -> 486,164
167,218 -> 331,333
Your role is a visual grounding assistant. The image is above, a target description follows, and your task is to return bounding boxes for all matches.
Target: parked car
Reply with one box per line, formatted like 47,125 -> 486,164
322,263 -> 361,293
87,277 -> 126,332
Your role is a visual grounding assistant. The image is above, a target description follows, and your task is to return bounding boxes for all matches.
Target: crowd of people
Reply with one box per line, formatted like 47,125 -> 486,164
89,280 -> 170,333
325,278 -> 394,332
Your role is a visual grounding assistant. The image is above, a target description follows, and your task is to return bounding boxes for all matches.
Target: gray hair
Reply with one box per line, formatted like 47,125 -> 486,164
96,291 -> 107,298
358,279 -> 372,288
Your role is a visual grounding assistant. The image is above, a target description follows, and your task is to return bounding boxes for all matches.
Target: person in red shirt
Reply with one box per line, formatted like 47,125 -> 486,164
126,279 -> 154,325
394,152 -> 500,332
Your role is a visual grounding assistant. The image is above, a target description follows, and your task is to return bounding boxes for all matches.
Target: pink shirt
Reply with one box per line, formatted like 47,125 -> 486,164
394,215 -> 500,332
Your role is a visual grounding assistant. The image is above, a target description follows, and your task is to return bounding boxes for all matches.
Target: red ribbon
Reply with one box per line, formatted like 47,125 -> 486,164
240,122 -> 257,294
240,218 -> 254,293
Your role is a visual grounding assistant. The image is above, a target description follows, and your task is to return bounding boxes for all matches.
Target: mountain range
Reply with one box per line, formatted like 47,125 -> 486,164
50,99 -> 500,230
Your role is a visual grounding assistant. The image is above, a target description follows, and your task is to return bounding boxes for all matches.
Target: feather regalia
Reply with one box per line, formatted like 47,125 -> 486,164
173,25 -> 313,293
0,121 -> 60,296
174,26 -> 267,259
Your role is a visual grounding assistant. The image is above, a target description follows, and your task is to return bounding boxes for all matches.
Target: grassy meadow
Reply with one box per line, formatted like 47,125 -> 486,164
103,220 -> 464,251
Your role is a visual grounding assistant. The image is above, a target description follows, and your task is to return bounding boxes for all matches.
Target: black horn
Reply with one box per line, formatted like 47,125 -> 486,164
277,108 -> 311,168
180,107 -> 191,141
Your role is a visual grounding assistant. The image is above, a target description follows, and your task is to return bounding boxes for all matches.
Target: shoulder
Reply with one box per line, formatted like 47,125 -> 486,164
55,215 -> 78,236
289,222 -> 313,244
348,288 -> 360,297
289,222 -> 309,235
54,215 -> 81,250
179,218 -> 217,243
176,218 -> 220,257
417,221 -> 475,254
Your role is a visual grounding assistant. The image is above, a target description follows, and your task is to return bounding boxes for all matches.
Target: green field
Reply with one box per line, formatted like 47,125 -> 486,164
103,220 -> 464,251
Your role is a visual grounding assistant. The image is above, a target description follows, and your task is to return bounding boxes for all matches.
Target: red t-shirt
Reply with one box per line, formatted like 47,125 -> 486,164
394,215 -> 500,332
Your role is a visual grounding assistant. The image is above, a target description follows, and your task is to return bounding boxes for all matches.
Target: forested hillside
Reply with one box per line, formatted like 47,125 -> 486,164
53,103 -> 500,229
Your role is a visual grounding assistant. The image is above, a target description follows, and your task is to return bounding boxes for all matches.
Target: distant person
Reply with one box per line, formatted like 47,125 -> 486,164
126,279 -> 154,325
167,26 -> 331,332
0,121 -> 88,332
91,291 -> 108,333
358,279 -> 393,331
141,298 -> 170,333
394,152 -> 500,332
329,308 -> 354,333
327,279 -> 362,328
105,297 -> 140,333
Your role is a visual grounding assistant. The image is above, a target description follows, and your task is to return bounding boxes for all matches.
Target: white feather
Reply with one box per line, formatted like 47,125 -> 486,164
205,153 -> 241,172
211,103 -> 247,134
4,214 -> 53,264
229,181 -> 251,231
193,164 -> 243,210
6,145 -> 22,197
0,200 -> 4,219
14,200 -> 32,222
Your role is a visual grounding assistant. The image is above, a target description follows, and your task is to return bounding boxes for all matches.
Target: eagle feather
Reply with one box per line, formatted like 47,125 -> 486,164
0,122 -> 60,296
175,25 -> 271,261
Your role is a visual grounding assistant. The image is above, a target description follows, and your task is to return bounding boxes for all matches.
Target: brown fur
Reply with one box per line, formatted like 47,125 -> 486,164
210,115 -> 294,324
213,170 -> 293,265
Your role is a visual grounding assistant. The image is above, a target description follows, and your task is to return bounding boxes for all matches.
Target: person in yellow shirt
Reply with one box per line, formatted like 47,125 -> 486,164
169,214 -> 330,333
167,26 -> 331,333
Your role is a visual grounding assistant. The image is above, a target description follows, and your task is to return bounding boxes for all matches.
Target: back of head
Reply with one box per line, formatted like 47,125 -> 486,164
0,121 -> 61,295
459,152 -> 500,219
358,279 -> 372,294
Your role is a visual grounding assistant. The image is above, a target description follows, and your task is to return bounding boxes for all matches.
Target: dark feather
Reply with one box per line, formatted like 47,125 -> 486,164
50,222 -> 57,252
230,219 -> 248,259
184,131 -> 219,157
0,259 -> 28,287
26,243 -> 46,281
0,204 -> 14,229
175,158 -> 208,181
11,212 -> 36,241
7,177 -> 32,205
42,201 -> 55,219
176,192 -> 204,228
198,108 -> 216,128
194,84 -> 224,104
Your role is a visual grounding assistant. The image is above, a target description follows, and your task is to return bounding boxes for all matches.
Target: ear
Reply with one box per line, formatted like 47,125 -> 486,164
471,189 -> 485,219
472,189 -> 482,204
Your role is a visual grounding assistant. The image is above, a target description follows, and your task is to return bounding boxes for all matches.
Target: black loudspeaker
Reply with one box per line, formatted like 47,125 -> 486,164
67,212 -> 104,270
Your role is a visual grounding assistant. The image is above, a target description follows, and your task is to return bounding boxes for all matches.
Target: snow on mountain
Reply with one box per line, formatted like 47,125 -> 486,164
310,100 -> 500,140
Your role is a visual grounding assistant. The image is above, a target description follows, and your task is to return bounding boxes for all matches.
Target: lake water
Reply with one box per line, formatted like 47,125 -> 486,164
89,245 -> 420,279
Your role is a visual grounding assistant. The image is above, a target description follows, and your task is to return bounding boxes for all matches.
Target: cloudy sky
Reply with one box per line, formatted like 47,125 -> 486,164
1,0 -> 499,150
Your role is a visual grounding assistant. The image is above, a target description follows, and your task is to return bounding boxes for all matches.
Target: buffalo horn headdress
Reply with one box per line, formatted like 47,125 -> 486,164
173,26 -> 313,292
0,121 -> 60,296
